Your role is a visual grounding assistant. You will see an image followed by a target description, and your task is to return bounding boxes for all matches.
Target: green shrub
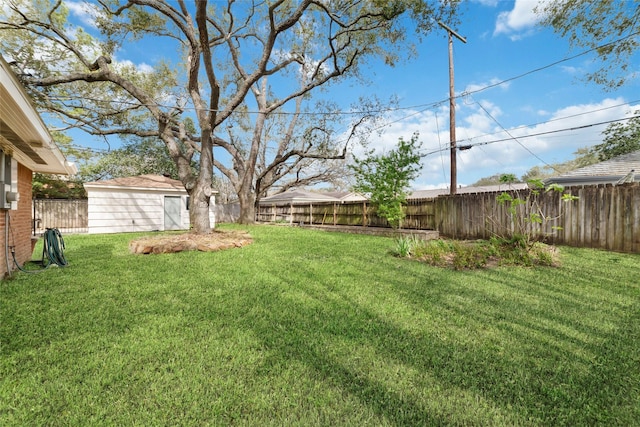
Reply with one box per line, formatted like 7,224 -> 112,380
395,237 -> 559,269
392,235 -> 413,257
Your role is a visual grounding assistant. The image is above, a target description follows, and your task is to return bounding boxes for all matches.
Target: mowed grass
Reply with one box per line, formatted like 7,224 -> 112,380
1,224 -> 639,426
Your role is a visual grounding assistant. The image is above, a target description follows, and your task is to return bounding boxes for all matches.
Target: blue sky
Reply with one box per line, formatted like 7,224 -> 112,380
61,0 -> 640,190
350,0 -> 640,189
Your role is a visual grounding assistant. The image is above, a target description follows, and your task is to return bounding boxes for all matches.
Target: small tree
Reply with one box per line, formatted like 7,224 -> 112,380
494,175 -> 578,251
350,133 -> 422,228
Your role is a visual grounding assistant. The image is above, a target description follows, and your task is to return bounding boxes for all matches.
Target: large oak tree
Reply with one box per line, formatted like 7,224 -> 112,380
0,0 -> 459,231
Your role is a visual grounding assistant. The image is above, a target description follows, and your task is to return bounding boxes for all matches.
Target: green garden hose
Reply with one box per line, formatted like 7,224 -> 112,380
41,228 -> 68,267
12,228 -> 68,274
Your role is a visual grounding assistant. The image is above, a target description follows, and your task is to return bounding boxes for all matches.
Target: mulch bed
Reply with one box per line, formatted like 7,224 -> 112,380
129,230 -> 252,254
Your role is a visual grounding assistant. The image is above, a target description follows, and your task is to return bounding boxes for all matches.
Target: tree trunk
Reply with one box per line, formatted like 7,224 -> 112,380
189,179 -> 213,234
237,189 -> 256,224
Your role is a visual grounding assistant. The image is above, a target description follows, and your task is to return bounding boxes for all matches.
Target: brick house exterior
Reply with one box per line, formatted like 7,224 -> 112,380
0,164 -> 36,272
0,56 -> 75,277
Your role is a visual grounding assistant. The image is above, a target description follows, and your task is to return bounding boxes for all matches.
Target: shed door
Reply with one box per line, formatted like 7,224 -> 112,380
164,196 -> 182,230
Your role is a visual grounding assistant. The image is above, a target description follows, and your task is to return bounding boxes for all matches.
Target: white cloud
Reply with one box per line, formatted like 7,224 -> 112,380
472,0 -> 500,6
561,65 -> 580,75
116,59 -> 154,74
355,97 -> 639,189
493,0 -> 550,40
464,78 -> 511,94
65,1 -> 100,28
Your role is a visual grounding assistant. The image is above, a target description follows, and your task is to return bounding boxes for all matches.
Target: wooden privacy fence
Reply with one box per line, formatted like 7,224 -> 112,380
33,199 -> 88,235
256,198 -> 436,230
257,183 -> 640,253
435,183 -> 640,252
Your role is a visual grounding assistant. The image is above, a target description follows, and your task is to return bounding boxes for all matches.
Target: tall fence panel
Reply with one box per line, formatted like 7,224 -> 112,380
257,199 -> 435,229
33,199 -> 88,235
215,202 -> 240,223
434,183 -> 640,252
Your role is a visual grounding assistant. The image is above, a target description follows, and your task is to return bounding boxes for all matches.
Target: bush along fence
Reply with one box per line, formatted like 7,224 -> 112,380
257,182 -> 640,253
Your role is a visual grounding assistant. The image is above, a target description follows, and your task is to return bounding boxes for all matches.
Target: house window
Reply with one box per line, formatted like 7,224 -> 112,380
186,196 -> 190,210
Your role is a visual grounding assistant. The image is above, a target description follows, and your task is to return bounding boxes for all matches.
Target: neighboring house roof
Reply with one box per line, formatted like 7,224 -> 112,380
260,184 -> 529,205
259,189 -> 363,205
0,56 -> 75,175
84,174 -> 186,192
545,150 -> 640,186
322,191 -> 367,202
409,183 -> 530,199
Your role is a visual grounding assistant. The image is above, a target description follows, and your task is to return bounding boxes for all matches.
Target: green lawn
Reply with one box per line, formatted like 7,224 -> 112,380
1,225 -> 639,426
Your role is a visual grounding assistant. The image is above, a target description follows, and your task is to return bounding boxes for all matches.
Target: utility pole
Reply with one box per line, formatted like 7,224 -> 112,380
438,21 -> 466,195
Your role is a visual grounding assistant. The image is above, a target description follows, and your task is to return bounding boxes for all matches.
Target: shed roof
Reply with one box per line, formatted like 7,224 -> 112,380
84,174 -> 186,191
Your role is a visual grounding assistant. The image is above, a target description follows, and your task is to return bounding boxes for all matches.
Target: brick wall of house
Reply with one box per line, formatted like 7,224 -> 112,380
0,163 -> 34,277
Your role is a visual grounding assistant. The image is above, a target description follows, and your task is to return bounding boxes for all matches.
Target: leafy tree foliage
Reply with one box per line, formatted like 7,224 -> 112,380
472,173 -> 522,187
350,133 -> 423,228
0,0 -> 460,230
536,1 -> 640,89
79,139 -> 185,182
32,174 -> 86,199
589,111 -> 640,161
32,131 -> 89,199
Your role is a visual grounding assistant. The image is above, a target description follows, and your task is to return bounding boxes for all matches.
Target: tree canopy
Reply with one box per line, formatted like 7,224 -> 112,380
536,0 -> 640,89
0,0 -> 460,231
79,139 -> 185,182
589,111 -> 640,161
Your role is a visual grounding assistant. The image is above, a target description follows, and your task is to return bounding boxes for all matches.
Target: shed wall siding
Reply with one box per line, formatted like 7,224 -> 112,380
87,188 -> 189,234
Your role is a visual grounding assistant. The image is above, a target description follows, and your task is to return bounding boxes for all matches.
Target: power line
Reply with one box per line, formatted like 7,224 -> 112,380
425,114 -> 640,157
455,98 -> 640,145
470,94 -> 560,173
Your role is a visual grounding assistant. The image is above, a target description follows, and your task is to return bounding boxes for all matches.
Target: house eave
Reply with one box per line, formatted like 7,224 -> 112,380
0,56 -> 75,175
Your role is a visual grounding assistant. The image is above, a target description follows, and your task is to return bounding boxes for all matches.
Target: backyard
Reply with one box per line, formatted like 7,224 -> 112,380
1,225 -> 639,426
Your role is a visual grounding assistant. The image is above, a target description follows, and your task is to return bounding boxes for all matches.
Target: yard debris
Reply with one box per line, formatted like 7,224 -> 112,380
129,230 -> 252,254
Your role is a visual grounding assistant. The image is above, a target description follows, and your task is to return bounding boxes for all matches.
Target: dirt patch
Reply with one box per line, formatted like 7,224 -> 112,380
129,230 -> 252,254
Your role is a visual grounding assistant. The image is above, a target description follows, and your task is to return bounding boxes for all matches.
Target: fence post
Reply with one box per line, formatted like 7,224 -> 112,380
333,203 -> 337,226
363,202 -> 367,227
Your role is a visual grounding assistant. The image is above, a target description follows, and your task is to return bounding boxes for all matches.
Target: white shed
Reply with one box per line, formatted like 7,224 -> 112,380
84,174 -> 216,234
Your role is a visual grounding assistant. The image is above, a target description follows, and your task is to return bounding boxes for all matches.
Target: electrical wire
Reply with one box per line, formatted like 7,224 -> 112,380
423,114 -> 640,158
433,109 -> 449,184
455,98 -> 640,147
470,94 -> 560,173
